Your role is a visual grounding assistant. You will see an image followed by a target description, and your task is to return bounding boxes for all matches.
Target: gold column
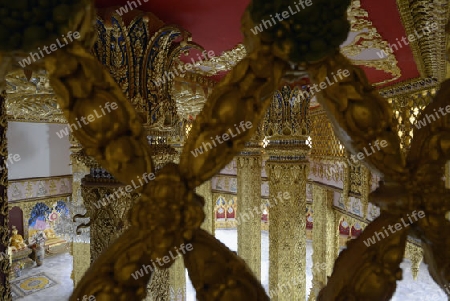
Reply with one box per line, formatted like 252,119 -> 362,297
0,90 -> 10,301
237,153 -> 262,280
334,212 -> 341,263
82,186 -> 137,261
263,85 -> 311,301
146,269 -> 170,301
196,180 -> 214,235
342,158 -> 350,209
309,186 -> 337,300
83,181 -> 171,301
268,175 -> 279,301
167,146 -> 187,301
168,259 -> 185,301
69,138 -> 91,287
265,160 -> 308,301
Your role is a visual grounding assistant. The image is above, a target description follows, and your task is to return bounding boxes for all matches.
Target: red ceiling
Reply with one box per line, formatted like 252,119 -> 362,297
359,0 -> 420,87
95,0 -> 420,87
95,0 -> 250,55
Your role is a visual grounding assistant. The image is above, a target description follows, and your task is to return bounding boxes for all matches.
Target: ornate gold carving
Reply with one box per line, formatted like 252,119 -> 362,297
185,44 -> 247,77
349,59 -> 401,86
307,53 -> 406,181
263,86 -> 311,140
69,140 -> 91,286
71,242 -> 91,288
196,181 -> 214,235
82,186 -> 137,261
0,89 -> 11,301
10,0 -> 450,299
348,159 -> 370,211
261,83 -> 310,300
237,155 -> 262,280
307,29 -> 450,298
386,87 -> 437,153
266,162 -> 308,301
146,269 -> 170,301
310,159 -> 346,184
310,108 -> 346,159
379,77 -> 438,98
396,0 -> 450,81
179,72 -> 217,89
168,257 -> 185,301
404,242 -> 423,280
5,70 -> 65,123
93,12 -> 199,132
309,186 -> 337,300
342,0 -> 401,86
53,6 -> 287,295
172,79 -> 211,119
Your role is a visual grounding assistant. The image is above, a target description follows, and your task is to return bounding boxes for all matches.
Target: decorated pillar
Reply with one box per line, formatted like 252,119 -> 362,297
266,161 -> 308,301
166,128 -> 190,301
69,139 -> 91,287
0,90 -> 10,301
309,185 -> 337,300
264,85 -> 311,301
80,143 -> 178,301
196,180 -> 214,235
236,129 -> 263,280
348,160 -> 371,217
91,9 -> 205,300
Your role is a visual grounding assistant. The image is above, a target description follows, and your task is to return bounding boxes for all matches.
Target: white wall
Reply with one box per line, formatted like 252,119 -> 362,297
7,122 -> 71,180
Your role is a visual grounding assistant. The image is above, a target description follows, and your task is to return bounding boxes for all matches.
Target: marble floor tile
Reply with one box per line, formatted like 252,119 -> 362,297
13,252 -> 73,301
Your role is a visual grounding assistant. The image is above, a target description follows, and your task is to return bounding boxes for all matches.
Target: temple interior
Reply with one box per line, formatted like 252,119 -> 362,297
1,0 -> 450,300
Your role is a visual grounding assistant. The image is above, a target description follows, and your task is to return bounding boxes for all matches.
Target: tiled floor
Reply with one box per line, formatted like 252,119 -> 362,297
186,229 -> 447,301
8,232 -> 446,301
12,252 -> 73,301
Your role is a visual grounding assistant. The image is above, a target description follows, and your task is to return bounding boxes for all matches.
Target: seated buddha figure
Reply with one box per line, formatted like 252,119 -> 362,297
44,228 -> 57,239
10,226 -> 27,252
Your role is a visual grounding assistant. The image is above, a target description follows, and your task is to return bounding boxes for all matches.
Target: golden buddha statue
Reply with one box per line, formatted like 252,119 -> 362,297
44,228 -> 57,239
10,226 -> 27,252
